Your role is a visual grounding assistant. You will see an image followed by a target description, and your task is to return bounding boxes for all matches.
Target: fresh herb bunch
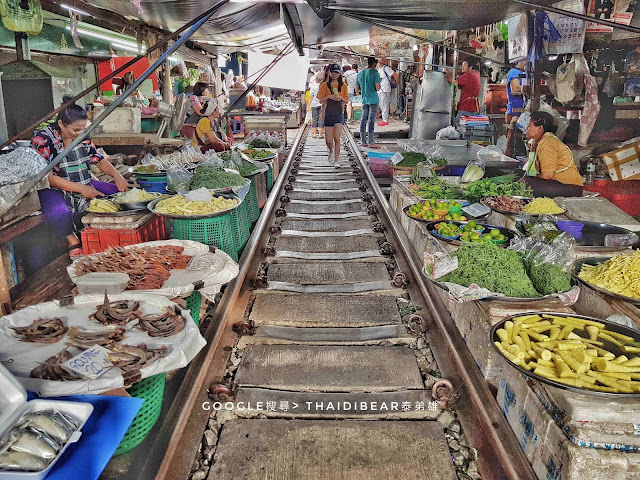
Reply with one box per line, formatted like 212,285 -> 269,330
236,160 -> 260,176
441,243 -> 540,298
394,152 -> 427,167
413,177 -> 462,200
527,262 -> 571,296
464,174 -> 532,199
190,166 -> 245,190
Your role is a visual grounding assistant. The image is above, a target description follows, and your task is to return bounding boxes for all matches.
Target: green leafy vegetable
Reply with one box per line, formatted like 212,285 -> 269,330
441,243 -> 540,298
394,152 -> 427,167
190,166 -> 245,190
527,262 -> 571,296
464,176 -> 532,200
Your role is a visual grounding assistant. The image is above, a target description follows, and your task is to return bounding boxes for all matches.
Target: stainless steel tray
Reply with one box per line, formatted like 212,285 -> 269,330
491,312 -> 640,397
148,193 -> 240,220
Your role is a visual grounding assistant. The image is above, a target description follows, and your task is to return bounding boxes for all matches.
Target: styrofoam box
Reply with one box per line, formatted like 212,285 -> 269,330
497,357 -> 640,480
0,364 -> 93,479
74,272 -> 130,295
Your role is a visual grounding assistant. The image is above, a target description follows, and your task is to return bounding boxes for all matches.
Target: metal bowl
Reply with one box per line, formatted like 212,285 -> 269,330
491,312 -> 640,397
572,256 -> 640,305
148,193 -> 240,220
113,193 -> 162,211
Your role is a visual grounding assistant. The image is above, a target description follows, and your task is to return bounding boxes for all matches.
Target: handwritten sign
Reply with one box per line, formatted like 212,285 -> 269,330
63,345 -> 111,379
462,203 -> 491,218
424,252 -> 458,279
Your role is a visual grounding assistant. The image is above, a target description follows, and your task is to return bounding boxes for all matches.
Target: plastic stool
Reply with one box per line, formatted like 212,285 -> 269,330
230,117 -> 243,135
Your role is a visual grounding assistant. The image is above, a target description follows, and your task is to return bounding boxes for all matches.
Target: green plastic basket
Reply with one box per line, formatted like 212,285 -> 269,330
114,373 -> 166,456
185,290 -> 202,326
170,212 -> 238,262
266,165 -> 273,192
230,200 -> 251,255
245,181 -> 260,224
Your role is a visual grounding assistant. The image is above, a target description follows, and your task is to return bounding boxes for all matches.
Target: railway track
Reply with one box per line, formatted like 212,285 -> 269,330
136,127 -> 536,480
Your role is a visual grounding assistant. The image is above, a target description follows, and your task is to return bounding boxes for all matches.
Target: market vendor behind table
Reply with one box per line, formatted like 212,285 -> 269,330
31,98 -> 128,254
524,111 -> 583,198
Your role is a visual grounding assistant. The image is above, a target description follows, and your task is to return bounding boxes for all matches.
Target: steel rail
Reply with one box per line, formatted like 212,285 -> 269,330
148,127 -> 306,480
0,0 -> 230,151
342,126 -> 537,480
0,5 -> 227,221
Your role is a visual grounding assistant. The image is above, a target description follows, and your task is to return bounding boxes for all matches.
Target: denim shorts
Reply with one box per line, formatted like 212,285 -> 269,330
323,113 -> 344,127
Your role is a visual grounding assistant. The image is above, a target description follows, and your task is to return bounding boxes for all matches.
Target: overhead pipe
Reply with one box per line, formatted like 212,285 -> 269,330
0,0 -> 229,150
0,5 -> 225,220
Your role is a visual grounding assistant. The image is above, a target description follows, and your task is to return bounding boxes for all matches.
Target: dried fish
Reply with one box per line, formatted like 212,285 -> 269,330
11,317 -> 67,344
9,430 -> 59,460
20,413 -> 72,444
107,343 -> 168,378
483,195 -> 527,213
67,326 -> 126,349
89,292 -> 140,326
74,245 -> 192,290
31,349 -> 82,381
0,450 -> 47,471
136,307 -> 185,337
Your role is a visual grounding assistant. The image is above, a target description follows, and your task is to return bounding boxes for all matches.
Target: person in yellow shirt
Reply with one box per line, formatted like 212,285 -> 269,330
192,99 -> 231,153
317,63 -> 349,167
524,111 -> 583,197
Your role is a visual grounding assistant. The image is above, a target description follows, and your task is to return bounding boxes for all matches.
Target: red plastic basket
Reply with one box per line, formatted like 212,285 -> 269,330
369,157 -> 393,178
81,215 -> 166,255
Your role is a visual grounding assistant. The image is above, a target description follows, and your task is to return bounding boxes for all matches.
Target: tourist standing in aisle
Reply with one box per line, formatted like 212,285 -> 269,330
377,60 -> 397,127
307,72 -> 325,138
356,57 -> 381,148
446,59 -> 481,125
317,63 -> 349,167
343,64 -> 359,123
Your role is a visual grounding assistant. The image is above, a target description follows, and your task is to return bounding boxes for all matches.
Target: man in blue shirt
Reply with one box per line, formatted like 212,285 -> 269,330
356,56 -> 381,148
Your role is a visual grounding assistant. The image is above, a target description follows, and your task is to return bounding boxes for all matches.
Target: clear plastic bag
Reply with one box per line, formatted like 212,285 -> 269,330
604,232 -> 639,247
0,147 -> 48,186
183,187 -> 212,202
202,150 -> 223,167
509,234 -> 574,295
435,126 -> 460,140
461,156 -> 485,183
167,166 -> 193,193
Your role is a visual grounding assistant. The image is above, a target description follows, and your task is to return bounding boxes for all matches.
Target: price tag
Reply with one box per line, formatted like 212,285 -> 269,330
424,252 -> 458,279
390,152 -> 404,165
63,345 -> 111,379
187,253 -> 219,270
462,203 -> 491,218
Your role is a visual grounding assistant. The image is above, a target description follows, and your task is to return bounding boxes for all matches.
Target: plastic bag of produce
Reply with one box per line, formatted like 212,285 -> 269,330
604,232 -> 639,247
202,150 -> 223,167
435,126 -> 460,140
509,235 -> 574,295
461,157 -> 485,183
184,187 -> 212,203
167,165 -> 193,193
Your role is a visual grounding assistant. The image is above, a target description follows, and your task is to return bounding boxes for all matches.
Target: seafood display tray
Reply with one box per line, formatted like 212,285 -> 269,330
0,363 -> 93,479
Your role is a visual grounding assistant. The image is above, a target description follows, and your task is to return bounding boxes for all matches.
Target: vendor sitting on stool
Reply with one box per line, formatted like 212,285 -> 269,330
31,97 -> 128,257
192,99 -> 231,153
523,111 -> 583,197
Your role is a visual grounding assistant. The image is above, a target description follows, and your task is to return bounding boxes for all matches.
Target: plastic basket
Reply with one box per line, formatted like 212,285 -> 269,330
266,163 -> 274,192
230,199 -> 251,255
248,171 -> 268,209
81,215 -> 166,255
169,212 -> 238,261
185,290 -> 202,326
245,180 -> 260,224
114,373 -> 166,456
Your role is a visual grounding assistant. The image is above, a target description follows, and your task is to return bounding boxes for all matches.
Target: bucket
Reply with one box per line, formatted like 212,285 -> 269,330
138,179 -> 169,193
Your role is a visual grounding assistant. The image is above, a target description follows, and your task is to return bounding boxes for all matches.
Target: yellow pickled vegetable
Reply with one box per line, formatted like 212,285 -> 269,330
521,197 -> 565,215
578,251 -> 640,300
87,199 -> 119,213
155,195 -> 237,216
494,313 -> 640,394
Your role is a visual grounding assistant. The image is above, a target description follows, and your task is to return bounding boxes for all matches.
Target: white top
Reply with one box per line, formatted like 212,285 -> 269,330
378,65 -> 394,93
343,69 -> 358,95
309,81 -> 322,108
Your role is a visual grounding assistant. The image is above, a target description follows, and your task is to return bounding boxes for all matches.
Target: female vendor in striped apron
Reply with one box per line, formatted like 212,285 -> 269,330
523,111 -> 583,197
31,98 -> 128,256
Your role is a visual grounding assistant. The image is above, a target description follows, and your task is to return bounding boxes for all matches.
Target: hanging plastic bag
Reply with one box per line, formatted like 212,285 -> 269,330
509,234 -> 574,295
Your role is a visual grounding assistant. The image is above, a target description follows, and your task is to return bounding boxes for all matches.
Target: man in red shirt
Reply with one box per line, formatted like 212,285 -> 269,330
446,59 -> 481,125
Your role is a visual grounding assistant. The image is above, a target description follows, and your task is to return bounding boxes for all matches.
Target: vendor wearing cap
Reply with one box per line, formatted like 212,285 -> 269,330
524,111 -> 583,197
192,98 -> 231,153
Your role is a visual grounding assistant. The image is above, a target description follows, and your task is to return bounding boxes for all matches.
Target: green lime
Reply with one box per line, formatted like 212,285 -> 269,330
490,228 -> 501,238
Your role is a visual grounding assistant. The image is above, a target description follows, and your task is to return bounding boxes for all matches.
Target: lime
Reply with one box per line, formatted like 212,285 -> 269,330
496,234 -> 506,241
468,220 -> 477,228
490,228 -> 501,238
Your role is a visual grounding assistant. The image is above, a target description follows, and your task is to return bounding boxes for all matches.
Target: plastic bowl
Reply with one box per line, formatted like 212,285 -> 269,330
557,220 -> 584,234
449,205 -> 463,213
436,232 -> 459,240
490,238 -> 509,245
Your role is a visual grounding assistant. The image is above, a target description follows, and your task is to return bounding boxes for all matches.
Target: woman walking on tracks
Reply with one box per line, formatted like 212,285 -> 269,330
317,63 -> 349,168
